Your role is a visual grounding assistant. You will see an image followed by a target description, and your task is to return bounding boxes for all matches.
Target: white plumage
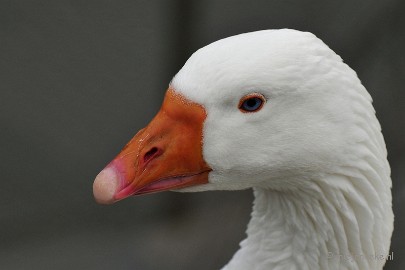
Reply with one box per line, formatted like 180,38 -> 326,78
94,29 -> 393,270
172,29 -> 393,270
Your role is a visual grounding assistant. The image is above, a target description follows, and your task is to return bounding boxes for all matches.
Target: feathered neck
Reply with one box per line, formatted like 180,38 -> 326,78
222,171 -> 393,270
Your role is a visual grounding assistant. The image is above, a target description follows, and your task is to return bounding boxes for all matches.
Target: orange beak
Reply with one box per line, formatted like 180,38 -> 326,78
93,88 -> 211,204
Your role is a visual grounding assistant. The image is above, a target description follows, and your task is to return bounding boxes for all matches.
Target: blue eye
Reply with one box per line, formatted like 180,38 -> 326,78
239,94 -> 265,113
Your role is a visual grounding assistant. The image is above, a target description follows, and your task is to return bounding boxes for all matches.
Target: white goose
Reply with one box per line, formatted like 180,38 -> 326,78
93,29 -> 393,270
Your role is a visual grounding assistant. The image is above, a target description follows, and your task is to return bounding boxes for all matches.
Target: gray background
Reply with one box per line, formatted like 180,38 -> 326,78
1,0 -> 404,269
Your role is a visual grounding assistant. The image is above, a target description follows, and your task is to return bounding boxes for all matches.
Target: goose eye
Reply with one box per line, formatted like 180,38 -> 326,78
239,93 -> 265,113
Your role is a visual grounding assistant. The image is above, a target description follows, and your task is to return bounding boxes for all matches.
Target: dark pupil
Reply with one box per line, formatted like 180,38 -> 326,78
246,98 -> 257,108
243,97 -> 261,111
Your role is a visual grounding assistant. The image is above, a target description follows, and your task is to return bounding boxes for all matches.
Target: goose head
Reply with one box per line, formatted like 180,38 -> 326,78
94,29 -> 386,198
93,29 -> 393,269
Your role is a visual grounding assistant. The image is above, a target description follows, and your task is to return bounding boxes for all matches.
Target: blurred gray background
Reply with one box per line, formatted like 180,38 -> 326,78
1,0 -> 404,269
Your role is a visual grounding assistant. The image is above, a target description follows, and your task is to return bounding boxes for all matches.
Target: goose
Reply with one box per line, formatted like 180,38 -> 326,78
93,29 -> 393,270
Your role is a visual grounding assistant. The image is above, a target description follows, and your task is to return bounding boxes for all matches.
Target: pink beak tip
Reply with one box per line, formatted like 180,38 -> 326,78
93,167 -> 119,204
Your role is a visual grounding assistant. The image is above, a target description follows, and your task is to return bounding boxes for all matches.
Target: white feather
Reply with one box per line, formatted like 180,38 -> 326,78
171,29 -> 393,270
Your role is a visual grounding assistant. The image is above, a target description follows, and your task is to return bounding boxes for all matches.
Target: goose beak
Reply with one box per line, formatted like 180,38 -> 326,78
93,88 -> 211,204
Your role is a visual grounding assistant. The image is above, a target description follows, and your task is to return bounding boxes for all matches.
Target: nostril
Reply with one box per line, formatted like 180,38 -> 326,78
143,147 -> 161,164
